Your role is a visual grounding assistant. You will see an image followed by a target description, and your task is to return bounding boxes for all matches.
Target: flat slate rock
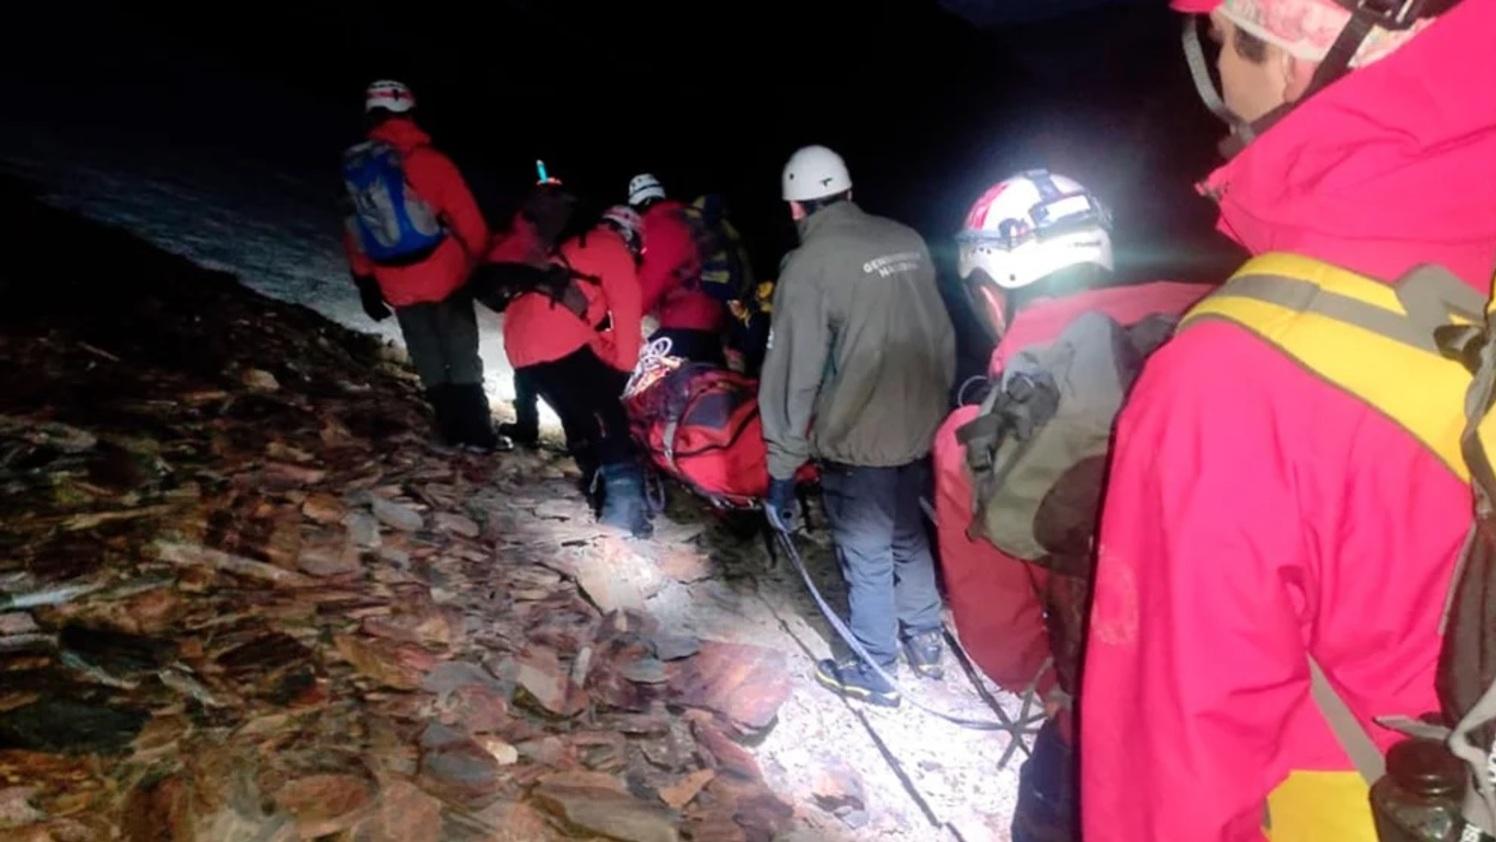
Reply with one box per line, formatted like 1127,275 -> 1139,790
0,698 -> 148,755
668,641 -> 791,732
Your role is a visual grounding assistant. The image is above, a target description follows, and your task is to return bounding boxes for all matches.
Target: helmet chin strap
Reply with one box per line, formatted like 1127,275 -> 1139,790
1216,103 -> 1295,160
1181,17 -> 1246,135
1182,1 -> 1427,161
1181,16 -> 1282,159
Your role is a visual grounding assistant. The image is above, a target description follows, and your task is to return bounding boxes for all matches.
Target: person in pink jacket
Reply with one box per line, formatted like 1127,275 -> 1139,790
1082,0 -> 1496,839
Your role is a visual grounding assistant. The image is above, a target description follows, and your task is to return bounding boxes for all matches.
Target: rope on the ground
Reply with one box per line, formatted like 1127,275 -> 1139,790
746,577 -> 945,831
769,522 -> 1040,736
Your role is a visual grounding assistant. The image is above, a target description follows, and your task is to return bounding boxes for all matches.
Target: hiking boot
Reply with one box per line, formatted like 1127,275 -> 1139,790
902,629 -> 945,680
573,445 -> 602,509
814,657 -> 900,708
449,384 -> 511,452
598,462 -> 653,538
426,385 -> 463,446
498,422 -> 539,447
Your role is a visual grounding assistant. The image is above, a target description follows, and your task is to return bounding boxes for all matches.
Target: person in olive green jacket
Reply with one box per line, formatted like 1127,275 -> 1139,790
760,145 -> 956,708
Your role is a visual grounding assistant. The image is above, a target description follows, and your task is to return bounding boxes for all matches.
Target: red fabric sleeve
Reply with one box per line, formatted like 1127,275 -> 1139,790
638,208 -> 698,316
933,407 -> 1055,694
597,239 -> 643,372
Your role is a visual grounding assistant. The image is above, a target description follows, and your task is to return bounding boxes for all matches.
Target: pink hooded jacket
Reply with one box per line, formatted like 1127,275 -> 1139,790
1083,1 -> 1496,839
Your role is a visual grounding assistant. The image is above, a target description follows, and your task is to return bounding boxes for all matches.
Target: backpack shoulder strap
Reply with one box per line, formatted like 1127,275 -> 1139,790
1181,252 -> 1484,481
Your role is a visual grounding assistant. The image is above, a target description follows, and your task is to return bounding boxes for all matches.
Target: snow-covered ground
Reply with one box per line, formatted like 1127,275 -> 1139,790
1,122 -> 538,423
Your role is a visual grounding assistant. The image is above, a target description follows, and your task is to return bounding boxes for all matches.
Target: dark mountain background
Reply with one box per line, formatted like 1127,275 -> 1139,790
4,0 -> 1244,282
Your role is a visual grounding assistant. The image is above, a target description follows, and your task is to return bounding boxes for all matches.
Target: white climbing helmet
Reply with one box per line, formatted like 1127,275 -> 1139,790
956,170 -> 1113,290
628,173 -> 666,207
364,80 -> 416,114
781,145 -> 852,202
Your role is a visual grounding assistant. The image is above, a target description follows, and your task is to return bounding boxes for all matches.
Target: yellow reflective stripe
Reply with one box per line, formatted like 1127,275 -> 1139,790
1266,770 -> 1378,842
1238,253 -> 1405,311
1186,296 -> 1471,480
1182,253 -> 1472,482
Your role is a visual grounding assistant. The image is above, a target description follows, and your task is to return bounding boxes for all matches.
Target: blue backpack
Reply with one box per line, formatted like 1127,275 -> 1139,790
342,141 -> 446,264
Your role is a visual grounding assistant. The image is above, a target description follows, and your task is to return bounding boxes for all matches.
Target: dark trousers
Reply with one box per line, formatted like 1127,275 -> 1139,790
512,367 -> 540,435
394,294 -> 483,389
521,346 -> 635,472
651,327 -> 725,367
726,314 -> 770,375
820,459 -> 944,666
1012,721 -> 1078,842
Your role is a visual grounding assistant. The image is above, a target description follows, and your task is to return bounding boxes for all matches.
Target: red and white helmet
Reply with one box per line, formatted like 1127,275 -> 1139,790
601,205 -> 644,253
365,80 -> 416,114
957,170 -> 1113,290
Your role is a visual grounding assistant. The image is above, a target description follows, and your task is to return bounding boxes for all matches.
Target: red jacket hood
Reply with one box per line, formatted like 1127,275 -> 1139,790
1204,0 -> 1496,290
368,117 -> 433,152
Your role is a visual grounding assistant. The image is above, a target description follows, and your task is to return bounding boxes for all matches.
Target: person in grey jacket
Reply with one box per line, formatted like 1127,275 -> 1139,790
760,145 -> 956,707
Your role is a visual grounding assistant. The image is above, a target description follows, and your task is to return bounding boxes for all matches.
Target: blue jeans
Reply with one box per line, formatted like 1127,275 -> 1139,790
819,459 -> 943,667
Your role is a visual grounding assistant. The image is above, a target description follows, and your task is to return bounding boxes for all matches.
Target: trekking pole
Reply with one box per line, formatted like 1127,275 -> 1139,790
768,520 -> 1038,735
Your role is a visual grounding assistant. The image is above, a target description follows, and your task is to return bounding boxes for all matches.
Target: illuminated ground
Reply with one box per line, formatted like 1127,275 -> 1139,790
1,126 -> 1032,841
482,455 -> 1037,840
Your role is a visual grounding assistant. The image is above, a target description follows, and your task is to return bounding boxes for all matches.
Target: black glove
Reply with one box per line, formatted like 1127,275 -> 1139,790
764,477 -> 800,533
466,263 -> 508,313
354,275 -> 392,322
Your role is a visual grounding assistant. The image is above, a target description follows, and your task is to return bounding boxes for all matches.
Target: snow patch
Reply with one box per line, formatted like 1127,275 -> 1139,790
1,123 -> 551,426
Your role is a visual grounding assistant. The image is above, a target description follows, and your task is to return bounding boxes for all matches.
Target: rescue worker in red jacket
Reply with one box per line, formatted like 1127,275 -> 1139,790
627,174 -> 726,365
501,205 -> 650,537
1081,1 -> 1496,839
931,170 -> 1210,842
342,80 -> 503,451
936,172 -> 1210,705
486,178 -> 578,447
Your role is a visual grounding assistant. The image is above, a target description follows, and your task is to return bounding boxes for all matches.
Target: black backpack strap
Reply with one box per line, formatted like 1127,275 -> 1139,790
957,373 -> 1062,472
956,413 -> 1007,470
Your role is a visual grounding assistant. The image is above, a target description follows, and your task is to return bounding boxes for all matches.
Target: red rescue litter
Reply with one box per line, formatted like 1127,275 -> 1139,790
624,341 -> 812,507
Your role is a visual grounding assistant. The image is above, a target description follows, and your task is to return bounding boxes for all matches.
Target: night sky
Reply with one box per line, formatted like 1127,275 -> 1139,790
8,0 -> 1244,282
